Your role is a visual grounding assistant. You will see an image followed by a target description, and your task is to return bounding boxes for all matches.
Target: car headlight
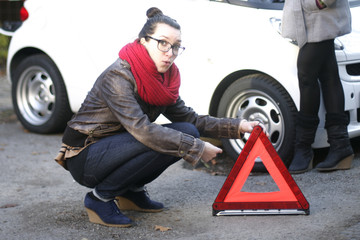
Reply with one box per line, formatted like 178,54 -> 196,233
334,38 -> 344,50
269,17 -> 282,34
269,17 -> 298,45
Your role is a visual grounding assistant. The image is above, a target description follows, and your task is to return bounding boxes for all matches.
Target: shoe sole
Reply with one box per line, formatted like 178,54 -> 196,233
85,207 -> 132,228
115,196 -> 164,213
289,168 -> 311,174
316,154 -> 354,172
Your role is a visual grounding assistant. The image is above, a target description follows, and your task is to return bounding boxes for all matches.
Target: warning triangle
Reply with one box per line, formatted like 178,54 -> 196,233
212,126 -> 310,215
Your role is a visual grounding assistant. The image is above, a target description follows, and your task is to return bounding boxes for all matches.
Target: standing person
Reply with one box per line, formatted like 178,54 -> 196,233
55,7 -> 266,227
282,0 -> 354,174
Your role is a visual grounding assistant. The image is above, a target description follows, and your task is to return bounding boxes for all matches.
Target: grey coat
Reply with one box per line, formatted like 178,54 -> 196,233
282,0 -> 352,48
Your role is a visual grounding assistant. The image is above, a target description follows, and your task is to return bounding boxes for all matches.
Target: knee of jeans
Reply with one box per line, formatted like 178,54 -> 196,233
170,122 -> 200,138
186,123 -> 200,138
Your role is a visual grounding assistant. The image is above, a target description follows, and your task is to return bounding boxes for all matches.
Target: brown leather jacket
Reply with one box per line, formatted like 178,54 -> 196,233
56,58 -> 242,167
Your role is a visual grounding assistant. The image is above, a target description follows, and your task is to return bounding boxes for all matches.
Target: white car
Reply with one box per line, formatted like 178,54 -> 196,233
2,0 -> 360,170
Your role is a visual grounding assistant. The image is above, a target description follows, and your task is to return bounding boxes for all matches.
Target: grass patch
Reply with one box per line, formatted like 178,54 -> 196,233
0,34 -> 10,73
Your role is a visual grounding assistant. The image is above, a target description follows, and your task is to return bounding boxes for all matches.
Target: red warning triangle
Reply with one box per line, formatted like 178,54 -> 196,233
212,126 -> 309,215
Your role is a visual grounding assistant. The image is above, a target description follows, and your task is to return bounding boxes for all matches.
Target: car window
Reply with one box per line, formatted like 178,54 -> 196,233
349,0 -> 360,7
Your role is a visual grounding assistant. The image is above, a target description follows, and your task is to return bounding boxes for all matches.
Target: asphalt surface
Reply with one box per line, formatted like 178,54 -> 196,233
1,74 -> 360,240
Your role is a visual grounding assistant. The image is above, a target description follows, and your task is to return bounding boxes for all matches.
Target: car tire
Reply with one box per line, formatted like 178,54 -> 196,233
12,54 -> 72,133
217,73 -> 297,172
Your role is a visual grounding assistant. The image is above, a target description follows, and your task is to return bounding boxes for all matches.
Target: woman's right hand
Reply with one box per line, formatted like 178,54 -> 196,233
201,142 -> 223,163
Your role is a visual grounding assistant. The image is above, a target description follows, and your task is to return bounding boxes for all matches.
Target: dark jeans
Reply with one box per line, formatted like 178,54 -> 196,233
297,39 -> 345,116
67,122 -> 200,199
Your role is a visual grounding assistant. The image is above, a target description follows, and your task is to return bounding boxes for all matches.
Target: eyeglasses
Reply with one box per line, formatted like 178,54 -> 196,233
146,36 -> 185,56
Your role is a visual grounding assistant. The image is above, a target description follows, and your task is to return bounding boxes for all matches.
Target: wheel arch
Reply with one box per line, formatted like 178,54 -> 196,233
9,47 -> 73,113
9,48 -> 73,133
9,47 -> 47,82
209,69 -> 295,117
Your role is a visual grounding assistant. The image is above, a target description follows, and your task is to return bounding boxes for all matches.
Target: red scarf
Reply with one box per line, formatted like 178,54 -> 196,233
118,40 -> 180,106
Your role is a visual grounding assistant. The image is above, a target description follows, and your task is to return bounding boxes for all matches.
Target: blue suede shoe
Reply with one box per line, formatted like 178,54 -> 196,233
84,192 -> 132,227
116,190 -> 164,213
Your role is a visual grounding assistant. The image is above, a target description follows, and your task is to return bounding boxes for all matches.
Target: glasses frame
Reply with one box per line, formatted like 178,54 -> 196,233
145,36 -> 185,56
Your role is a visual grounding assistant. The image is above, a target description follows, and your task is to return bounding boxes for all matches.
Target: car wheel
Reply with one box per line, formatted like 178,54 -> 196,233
217,73 -> 297,172
12,54 -> 72,133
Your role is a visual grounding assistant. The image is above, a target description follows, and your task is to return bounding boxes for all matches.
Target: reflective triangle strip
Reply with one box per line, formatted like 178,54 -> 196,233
213,126 -> 310,215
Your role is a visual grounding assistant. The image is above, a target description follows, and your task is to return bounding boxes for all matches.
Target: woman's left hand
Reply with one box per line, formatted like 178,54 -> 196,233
240,120 -> 269,137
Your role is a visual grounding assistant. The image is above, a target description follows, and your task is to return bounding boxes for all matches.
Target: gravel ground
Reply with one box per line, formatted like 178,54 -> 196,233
0,74 -> 11,106
1,73 -> 360,240
0,74 -> 15,123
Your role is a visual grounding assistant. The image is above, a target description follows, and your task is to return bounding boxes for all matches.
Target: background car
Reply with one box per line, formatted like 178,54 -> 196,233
2,0 -> 360,171
0,0 -> 24,33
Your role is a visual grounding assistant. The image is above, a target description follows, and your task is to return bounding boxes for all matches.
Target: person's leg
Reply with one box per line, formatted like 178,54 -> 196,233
83,192 -> 133,227
113,150 -> 176,212
95,150 -> 177,197
316,39 -> 353,171
71,131 -> 151,189
113,122 -> 201,212
288,112 -> 319,173
86,122 -> 199,199
318,39 -> 344,114
67,131 -> 149,227
297,42 -> 323,116
289,43 -> 322,173
66,147 -> 89,185
316,113 -> 354,171
79,122 -> 200,226
132,122 -> 201,187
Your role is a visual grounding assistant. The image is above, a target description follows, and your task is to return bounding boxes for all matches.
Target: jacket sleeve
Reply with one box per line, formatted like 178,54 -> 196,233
100,69 -> 205,165
164,98 -> 242,139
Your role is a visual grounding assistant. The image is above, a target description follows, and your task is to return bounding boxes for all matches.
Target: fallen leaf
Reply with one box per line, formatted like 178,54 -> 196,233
200,159 -> 210,168
0,204 -> 19,209
154,225 -> 172,232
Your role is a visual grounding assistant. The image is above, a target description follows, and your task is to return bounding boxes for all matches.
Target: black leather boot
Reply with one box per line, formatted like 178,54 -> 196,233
288,113 -> 319,174
316,113 -> 354,172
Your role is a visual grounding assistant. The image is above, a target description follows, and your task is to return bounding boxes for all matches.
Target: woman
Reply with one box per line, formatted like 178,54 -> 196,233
55,7 -> 265,227
282,0 -> 354,173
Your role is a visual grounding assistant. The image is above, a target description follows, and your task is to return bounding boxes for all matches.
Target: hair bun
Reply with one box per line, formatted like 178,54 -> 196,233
146,7 -> 163,18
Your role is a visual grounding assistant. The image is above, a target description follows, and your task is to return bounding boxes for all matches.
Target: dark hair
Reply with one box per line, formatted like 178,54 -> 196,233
138,7 -> 181,39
